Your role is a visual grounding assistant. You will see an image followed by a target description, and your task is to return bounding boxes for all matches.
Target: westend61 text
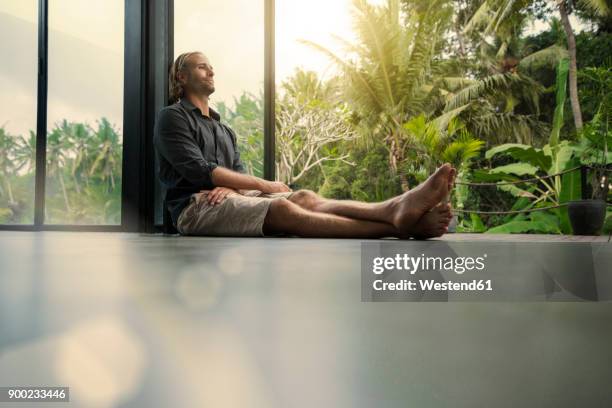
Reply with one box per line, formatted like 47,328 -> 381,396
373,279 -> 493,292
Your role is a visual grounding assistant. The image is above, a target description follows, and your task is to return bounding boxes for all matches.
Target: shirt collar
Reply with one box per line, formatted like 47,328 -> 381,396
179,98 -> 221,121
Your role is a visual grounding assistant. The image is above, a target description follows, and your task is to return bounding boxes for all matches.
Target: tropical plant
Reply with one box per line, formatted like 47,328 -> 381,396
304,0 -> 455,190
470,58 -> 579,233
275,70 -> 357,185
0,118 -> 123,225
89,118 -> 122,193
400,115 -> 483,176
572,103 -> 611,200
463,0 -> 611,132
46,125 -> 72,212
14,130 -> 36,175
216,91 -> 265,177
0,127 -> 18,204
439,8 -> 572,146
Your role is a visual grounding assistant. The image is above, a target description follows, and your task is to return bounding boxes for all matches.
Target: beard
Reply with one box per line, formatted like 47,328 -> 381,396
203,83 -> 215,96
199,79 -> 215,96
185,76 -> 215,97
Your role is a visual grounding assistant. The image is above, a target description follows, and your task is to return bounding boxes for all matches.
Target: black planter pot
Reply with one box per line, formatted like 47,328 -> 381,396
568,199 -> 607,236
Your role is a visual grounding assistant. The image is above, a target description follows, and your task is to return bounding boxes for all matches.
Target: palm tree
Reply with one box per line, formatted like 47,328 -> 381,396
14,130 -> 37,175
403,115 -> 484,176
436,5 -> 573,146
65,122 -> 94,193
304,0 -> 455,190
46,126 -> 71,213
0,127 -> 18,203
89,118 -> 122,193
463,0 -> 611,132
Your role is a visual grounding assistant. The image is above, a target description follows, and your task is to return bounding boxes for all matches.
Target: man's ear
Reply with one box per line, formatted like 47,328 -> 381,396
177,70 -> 188,85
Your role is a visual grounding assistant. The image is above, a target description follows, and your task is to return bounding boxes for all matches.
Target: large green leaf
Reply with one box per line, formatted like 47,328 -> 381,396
530,211 -> 561,234
503,197 -> 533,223
471,169 -> 518,182
550,142 -> 579,175
486,143 -> 552,171
486,143 -> 530,159
558,157 -> 582,234
498,183 -> 537,198
490,162 -> 539,176
470,213 -> 487,233
549,59 -> 569,148
486,219 -> 559,234
519,45 -> 569,72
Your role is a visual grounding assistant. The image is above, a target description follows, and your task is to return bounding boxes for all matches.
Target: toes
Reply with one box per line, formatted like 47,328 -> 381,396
433,202 -> 451,213
448,168 -> 457,189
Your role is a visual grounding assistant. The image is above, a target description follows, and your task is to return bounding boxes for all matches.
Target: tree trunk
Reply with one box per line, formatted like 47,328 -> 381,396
399,173 -> 409,192
558,1 -> 584,131
388,139 -> 410,192
58,172 -> 71,213
6,179 -> 14,203
73,174 -> 81,194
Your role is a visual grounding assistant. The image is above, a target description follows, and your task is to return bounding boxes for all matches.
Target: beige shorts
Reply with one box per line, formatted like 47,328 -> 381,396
176,190 -> 293,237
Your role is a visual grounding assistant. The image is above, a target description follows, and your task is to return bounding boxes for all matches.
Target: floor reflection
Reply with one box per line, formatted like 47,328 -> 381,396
0,232 -> 611,408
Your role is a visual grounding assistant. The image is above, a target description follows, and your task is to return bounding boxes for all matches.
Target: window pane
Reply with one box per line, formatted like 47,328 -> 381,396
46,0 -> 124,225
0,3 -> 38,224
275,0 -> 359,191
174,0 -> 265,178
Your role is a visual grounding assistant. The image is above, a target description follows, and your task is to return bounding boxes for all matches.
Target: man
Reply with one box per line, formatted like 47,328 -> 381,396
154,51 -> 455,239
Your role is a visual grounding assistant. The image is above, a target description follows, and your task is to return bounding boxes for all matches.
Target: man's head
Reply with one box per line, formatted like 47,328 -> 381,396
169,51 -> 215,103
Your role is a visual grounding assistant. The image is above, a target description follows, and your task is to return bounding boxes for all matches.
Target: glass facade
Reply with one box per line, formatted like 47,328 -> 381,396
45,0 -> 124,225
0,2 -> 38,224
174,0 -> 265,178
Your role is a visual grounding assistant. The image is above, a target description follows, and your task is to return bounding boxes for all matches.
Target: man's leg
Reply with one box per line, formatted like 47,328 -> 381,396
289,190 -> 387,222
263,199 -> 399,238
288,164 -> 455,235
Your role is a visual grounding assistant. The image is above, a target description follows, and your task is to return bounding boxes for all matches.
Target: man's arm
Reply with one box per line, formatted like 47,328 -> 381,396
211,167 -> 291,193
154,107 -> 289,193
213,125 -> 290,193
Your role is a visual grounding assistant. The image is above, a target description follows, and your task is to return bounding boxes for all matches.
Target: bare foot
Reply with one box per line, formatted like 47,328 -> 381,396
390,164 -> 454,233
408,203 -> 453,239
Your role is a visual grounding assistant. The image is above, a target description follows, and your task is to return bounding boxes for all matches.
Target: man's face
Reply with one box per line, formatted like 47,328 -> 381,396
180,53 -> 215,97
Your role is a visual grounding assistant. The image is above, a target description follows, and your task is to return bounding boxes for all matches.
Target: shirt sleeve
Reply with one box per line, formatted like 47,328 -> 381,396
154,108 -> 218,186
226,126 -> 246,174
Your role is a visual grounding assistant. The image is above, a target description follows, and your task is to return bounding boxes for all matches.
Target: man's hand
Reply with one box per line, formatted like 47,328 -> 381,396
261,181 -> 292,194
202,187 -> 237,206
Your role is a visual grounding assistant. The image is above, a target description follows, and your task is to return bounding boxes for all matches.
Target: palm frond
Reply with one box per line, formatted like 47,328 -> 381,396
300,40 -> 385,114
519,45 -> 569,72
463,1 -> 491,34
433,104 -> 470,131
578,0 -> 610,16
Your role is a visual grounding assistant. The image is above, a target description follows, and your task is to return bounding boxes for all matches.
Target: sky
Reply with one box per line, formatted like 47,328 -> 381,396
0,0 -> 586,137
174,0 -> 387,106
0,1 -> 123,136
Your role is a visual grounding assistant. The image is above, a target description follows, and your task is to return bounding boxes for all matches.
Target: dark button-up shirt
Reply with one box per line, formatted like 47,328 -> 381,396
154,98 -> 245,226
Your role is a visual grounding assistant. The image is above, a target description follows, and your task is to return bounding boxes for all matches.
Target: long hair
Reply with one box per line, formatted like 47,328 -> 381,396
168,51 -> 202,104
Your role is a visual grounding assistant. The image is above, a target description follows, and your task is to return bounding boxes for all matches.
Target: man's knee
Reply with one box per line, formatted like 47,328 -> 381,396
266,198 -> 299,221
263,198 -> 301,235
289,189 -> 321,210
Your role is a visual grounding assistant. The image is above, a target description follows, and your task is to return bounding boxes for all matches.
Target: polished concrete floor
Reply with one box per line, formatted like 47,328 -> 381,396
1,231 -> 611,408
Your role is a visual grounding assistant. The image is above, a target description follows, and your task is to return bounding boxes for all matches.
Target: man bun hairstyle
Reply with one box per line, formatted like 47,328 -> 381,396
169,51 -> 201,104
